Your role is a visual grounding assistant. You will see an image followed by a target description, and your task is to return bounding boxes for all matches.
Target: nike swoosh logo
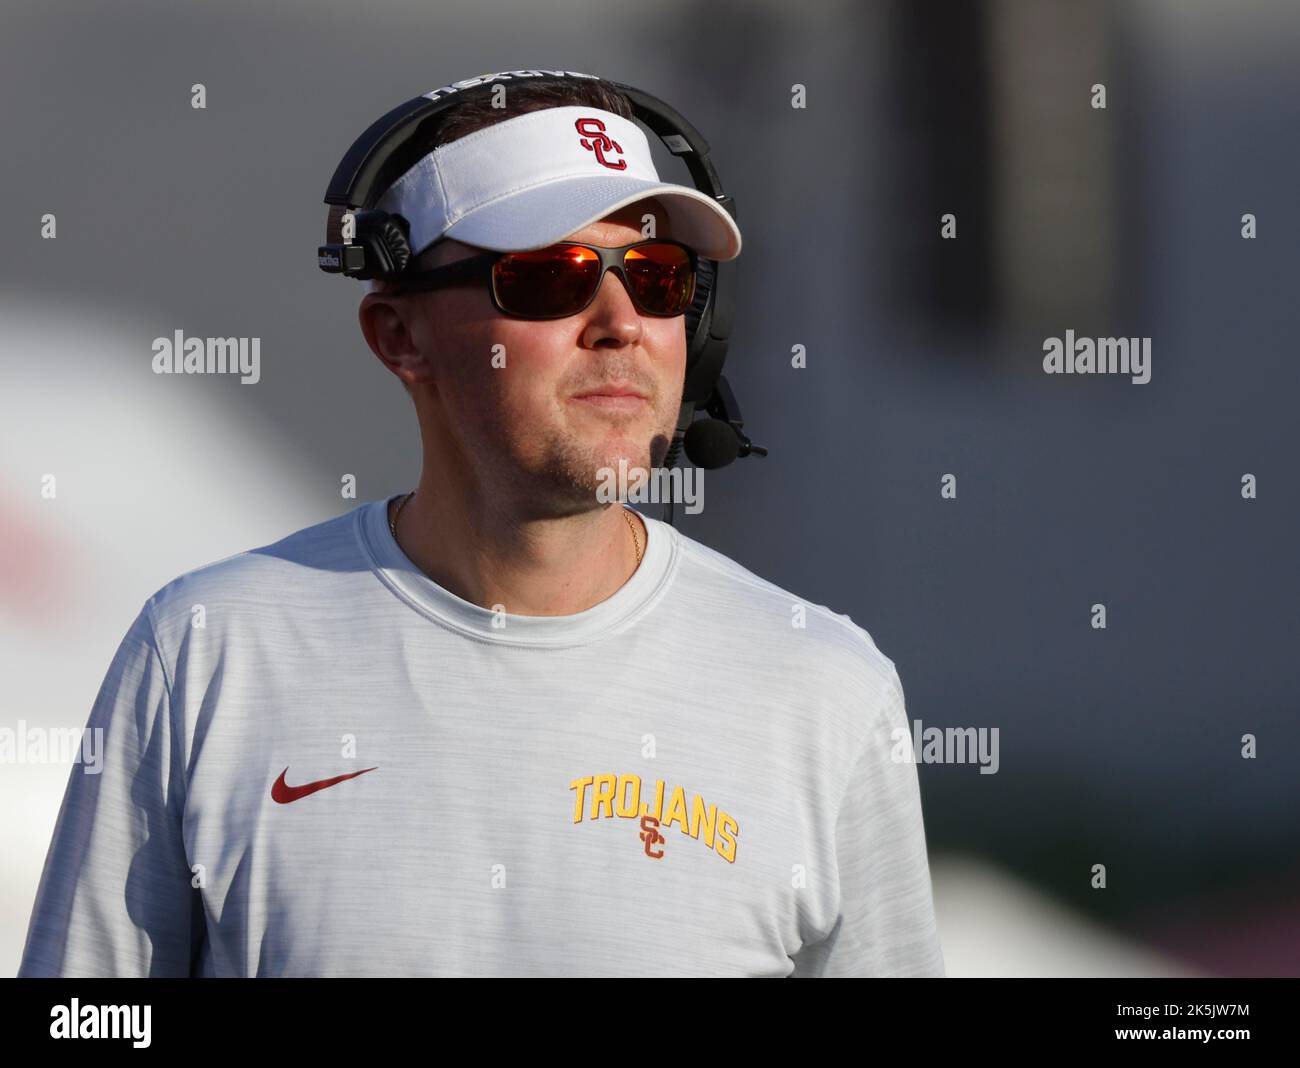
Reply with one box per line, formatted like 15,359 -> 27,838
272,766 -> 378,804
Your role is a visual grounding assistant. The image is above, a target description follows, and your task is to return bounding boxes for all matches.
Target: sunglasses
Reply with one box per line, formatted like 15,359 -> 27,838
386,239 -> 699,320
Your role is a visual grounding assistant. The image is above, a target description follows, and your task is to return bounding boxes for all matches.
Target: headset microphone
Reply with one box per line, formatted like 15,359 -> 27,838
685,420 -> 740,469
681,375 -> 767,469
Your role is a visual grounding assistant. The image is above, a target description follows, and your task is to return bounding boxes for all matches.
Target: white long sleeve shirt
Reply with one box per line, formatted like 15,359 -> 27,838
18,496 -> 945,977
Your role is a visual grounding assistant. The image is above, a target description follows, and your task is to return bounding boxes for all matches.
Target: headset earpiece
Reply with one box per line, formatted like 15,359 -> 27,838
683,255 -> 714,364
319,208 -> 413,280
351,210 -> 414,280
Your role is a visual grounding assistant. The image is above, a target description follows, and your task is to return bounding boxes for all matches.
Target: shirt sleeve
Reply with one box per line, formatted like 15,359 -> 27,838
792,670 -> 945,977
17,600 -> 202,977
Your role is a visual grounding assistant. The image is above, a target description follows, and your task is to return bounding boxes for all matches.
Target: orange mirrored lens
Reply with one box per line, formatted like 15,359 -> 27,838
624,242 -> 695,315
492,245 -> 600,317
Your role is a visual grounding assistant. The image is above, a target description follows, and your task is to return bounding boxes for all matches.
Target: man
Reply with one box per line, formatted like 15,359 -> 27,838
18,77 -> 944,977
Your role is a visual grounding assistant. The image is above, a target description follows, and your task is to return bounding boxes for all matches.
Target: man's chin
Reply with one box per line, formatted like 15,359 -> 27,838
576,425 -> 656,468
589,448 -> 654,486
555,444 -> 658,507
525,416 -> 676,510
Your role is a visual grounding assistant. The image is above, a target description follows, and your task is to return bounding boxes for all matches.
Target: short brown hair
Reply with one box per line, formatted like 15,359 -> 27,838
428,76 -> 634,145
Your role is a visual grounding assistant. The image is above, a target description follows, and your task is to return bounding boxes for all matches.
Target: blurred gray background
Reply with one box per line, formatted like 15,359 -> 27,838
2,0 -> 1298,976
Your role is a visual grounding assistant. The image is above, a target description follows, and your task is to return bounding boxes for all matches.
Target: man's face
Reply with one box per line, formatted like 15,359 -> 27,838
360,197 -> 687,518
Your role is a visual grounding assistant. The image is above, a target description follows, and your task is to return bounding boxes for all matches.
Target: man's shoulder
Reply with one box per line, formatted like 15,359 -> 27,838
664,522 -> 901,697
141,502 -> 371,637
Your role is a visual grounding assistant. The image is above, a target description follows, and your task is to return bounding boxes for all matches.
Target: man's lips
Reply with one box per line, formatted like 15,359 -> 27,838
571,382 -> 649,399
570,383 -> 650,411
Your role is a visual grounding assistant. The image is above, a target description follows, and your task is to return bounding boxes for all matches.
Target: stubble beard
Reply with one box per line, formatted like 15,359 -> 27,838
518,394 -> 677,518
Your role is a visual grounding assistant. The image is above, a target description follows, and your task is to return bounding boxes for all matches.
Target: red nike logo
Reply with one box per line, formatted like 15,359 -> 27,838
271,766 -> 378,804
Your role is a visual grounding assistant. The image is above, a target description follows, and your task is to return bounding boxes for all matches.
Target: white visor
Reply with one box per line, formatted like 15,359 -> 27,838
374,105 -> 742,262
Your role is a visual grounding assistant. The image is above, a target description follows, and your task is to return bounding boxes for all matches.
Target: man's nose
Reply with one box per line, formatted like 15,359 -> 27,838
579,268 -> 643,348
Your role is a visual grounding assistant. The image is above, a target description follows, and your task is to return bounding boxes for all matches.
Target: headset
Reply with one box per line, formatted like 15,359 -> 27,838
318,70 -> 766,523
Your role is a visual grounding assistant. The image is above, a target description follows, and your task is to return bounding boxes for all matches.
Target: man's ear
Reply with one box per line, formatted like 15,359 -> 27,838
358,288 -> 426,390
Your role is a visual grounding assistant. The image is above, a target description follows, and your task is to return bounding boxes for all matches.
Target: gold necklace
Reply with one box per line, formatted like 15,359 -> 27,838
389,491 -> 413,538
622,506 -> 643,567
390,492 -> 643,567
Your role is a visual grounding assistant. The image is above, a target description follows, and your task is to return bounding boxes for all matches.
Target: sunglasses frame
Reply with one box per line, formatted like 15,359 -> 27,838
385,238 -> 699,320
